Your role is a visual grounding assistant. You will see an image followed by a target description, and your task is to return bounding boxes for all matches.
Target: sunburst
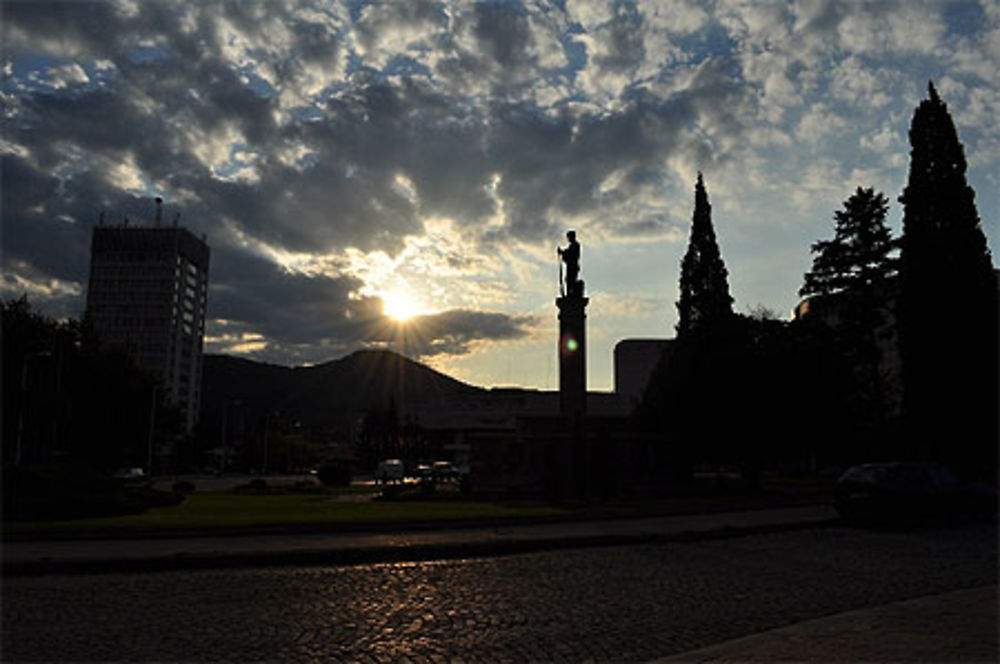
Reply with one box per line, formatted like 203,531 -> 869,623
380,287 -> 424,322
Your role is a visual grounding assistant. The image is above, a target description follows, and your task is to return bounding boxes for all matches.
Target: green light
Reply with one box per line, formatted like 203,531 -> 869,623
566,338 -> 579,352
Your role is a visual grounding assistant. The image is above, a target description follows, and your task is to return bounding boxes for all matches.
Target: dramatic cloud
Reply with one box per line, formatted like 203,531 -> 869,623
3,0 -> 997,389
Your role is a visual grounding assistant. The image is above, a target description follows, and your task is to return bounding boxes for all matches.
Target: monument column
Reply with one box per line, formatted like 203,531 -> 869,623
556,230 -> 587,421
557,294 -> 588,420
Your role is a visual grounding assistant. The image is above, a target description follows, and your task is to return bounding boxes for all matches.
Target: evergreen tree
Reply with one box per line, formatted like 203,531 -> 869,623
677,173 -> 734,337
800,188 -> 897,454
800,187 -> 895,300
897,82 -> 997,479
636,174 -> 744,483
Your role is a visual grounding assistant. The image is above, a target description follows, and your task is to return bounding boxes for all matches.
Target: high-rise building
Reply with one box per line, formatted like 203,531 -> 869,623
84,200 -> 210,433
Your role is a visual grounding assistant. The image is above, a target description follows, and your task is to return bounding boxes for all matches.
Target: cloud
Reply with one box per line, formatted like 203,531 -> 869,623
3,0 -> 998,382
374,308 -> 539,358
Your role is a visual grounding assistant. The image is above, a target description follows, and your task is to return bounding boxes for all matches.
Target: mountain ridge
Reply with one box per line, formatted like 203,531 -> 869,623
199,349 -> 484,442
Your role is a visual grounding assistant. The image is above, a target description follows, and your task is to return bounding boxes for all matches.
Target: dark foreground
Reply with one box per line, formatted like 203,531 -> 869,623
3,523 -> 996,662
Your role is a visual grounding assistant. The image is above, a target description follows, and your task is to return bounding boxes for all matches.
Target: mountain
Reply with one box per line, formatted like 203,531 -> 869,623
199,349 -> 483,442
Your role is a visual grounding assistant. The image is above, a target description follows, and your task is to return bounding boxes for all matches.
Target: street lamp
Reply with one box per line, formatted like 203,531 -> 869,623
262,411 -> 279,476
15,351 -> 52,467
220,399 -> 241,474
146,384 -> 158,477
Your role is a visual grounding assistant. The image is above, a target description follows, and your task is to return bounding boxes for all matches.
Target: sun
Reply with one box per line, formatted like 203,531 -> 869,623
381,288 -> 423,322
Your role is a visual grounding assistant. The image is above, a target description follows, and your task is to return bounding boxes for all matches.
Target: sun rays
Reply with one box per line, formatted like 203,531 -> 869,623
380,287 -> 424,322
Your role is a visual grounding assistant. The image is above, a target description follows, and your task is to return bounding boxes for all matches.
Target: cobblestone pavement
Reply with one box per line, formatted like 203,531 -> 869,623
4,523 -> 996,662
659,585 -> 997,662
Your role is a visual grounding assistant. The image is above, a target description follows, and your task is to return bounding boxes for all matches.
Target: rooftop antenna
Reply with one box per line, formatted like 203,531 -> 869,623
98,210 -> 105,226
172,212 -> 180,227
124,215 -> 130,227
154,197 -> 163,226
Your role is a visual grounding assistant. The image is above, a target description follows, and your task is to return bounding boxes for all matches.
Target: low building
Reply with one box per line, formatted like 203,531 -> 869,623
614,338 -> 674,408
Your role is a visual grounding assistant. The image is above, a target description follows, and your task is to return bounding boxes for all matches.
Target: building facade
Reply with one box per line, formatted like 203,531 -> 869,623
85,217 -> 210,433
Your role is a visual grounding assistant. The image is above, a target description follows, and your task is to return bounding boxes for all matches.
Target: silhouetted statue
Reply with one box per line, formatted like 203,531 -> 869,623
558,230 -> 583,297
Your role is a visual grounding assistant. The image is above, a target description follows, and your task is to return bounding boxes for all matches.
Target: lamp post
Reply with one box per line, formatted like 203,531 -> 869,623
262,411 -> 270,476
146,384 -> 158,476
220,399 -> 241,474
15,351 -> 52,467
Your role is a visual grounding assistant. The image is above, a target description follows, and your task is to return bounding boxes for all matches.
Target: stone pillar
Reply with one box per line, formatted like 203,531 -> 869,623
557,294 -> 588,421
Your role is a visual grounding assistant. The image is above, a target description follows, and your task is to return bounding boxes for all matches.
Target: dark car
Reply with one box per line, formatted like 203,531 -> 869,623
431,461 -> 460,481
834,461 -> 997,526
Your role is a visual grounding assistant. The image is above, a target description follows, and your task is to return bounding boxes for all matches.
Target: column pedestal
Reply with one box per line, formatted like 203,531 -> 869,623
557,295 -> 588,421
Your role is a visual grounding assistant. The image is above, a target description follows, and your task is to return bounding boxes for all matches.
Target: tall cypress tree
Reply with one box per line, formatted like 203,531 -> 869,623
898,82 -> 997,478
677,173 -> 733,337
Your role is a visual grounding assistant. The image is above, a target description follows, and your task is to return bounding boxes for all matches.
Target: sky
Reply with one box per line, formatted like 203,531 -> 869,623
3,0 -> 998,392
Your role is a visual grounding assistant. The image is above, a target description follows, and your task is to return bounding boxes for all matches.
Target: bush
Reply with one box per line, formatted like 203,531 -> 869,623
379,483 -> 404,500
460,475 -> 473,494
172,481 -> 196,494
128,485 -> 185,509
2,463 -> 183,521
248,478 -> 267,491
317,461 -> 352,487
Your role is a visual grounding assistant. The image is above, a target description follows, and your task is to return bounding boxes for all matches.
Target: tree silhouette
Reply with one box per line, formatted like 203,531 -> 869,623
677,173 -> 734,338
1,296 -> 181,472
800,188 -> 898,455
801,188 -> 895,300
897,82 -> 997,479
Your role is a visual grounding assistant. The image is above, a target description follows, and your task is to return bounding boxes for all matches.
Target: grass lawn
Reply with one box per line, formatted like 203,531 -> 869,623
4,471 -> 836,539
5,490 -> 572,537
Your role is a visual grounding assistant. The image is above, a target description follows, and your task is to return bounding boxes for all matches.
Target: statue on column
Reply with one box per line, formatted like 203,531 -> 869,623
558,230 -> 583,297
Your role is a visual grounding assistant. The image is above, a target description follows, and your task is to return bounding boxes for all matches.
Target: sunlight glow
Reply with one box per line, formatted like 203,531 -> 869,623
381,287 -> 423,322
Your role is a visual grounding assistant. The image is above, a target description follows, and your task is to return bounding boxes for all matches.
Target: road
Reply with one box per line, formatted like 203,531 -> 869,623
3,523 -> 996,662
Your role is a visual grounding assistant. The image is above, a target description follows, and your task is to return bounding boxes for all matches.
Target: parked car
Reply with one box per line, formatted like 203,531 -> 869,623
412,464 -> 432,480
374,458 -> 405,483
431,461 -> 461,481
834,461 -> 997,525
113,467 -> 145,479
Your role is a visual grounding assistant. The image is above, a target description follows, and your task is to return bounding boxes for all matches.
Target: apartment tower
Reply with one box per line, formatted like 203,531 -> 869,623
84,199 -> 210,433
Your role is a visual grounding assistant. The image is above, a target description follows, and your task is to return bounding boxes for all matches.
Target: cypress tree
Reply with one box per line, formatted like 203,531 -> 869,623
897,82 -> 997,478
677,173 -> 734,337
800,188 -> 897,454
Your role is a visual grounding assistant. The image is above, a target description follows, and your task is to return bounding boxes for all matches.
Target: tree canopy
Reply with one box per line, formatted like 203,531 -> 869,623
676,172 -> 734,338
897,81 -> 997,479
800,187 -> 895,300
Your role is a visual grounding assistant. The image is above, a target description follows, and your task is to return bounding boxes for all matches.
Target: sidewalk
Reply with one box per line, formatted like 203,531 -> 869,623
658,585 -> 998,663
2,504 -> 837,575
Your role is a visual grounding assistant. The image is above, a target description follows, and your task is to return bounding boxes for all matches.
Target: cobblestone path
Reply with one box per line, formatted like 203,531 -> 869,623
4,523 -> 996,662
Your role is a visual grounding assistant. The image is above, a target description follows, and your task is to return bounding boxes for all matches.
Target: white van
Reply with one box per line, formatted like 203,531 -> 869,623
374,458 -> 405,483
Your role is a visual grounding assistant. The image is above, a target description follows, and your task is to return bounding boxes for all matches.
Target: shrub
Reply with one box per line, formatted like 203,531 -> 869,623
248,478 -> 268,491
379,483 -> 404,500
172,481 -> 196,494
317,461 -> 352,487
2,463 -> 182,521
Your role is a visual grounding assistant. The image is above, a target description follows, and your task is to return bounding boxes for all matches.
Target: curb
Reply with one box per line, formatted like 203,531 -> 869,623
3,499 -> 831,543
2,517 -> 837,576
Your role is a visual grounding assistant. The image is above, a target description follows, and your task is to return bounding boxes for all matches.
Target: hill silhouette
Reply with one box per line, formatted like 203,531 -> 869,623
200,349 -> 483,442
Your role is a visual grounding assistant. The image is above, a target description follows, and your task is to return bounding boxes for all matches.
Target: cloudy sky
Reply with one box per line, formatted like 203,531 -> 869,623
3,0 -> 998,391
